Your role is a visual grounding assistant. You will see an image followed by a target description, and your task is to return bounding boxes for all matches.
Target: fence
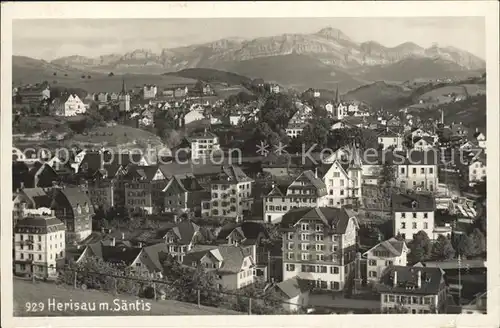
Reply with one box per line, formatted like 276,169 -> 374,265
20,263 -> 354,315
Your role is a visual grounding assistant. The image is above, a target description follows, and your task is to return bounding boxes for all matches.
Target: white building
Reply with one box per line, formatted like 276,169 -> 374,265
413,137 -> 435,151
183,245 -> 256,290
319,146 -> 363,208
392,193 -> 435,241
143,85 -> 158,99
269,84 -> 281,94
53,94 -> 86,116
467,155 -> 486,184
281,207 -> 359,291
13,212 -> 66,279
263,170 -> 328,224
378,131 -> 404,151
187,130 -> 221,161
362,150 -> 439,192
363,237 -> 408,284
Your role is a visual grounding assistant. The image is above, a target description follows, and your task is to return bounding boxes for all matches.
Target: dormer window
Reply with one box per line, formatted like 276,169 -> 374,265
411,201 -> 418,209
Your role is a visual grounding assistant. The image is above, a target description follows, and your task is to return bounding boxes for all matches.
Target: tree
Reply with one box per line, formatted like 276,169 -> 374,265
87,75 -> 91,79
53,72 -> 57,76
81,75 -> 86,79
379,161 -> 396,189
108,72 -> 114,77
408,230 -> 432,264
453,233 -> 474,258
431,235 -> 456,260
468,228 -> 486,257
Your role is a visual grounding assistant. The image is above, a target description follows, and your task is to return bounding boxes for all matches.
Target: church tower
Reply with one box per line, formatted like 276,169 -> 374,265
119,79 -> 130,112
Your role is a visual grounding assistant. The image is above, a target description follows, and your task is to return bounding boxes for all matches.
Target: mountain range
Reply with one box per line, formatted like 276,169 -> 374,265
15,27 -> 485,91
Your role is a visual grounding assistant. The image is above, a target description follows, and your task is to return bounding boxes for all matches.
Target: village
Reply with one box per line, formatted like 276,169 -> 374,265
11,72 -> 487,315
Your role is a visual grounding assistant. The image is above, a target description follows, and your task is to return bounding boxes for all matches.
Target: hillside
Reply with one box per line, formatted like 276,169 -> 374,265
163,68 -> 252,86
13,56 -> 198,93
218,53 -> 369,92
49,27 -> 485,73
341,81 -> 412,110
69,124 -> 166,148
14,279 -> 240,316
353,57 -> 483,82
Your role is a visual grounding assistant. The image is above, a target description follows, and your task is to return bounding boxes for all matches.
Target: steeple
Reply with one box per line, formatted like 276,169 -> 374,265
121,79 -> 126,94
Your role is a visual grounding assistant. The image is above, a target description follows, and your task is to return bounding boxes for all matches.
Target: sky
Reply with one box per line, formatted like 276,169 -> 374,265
12,17 -> 485,60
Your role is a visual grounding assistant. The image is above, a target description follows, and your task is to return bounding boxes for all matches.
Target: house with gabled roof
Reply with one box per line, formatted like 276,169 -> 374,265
413,136 -> 435,151
318,145 -> 363,208
392,193 -> 436,241
378,129 -> 404,151
263,170 -> 328,224
378,266 -> 447,313
201,165 -> 254,221
13,161 -> 59,192
51,186 -> 95,242
363,237 -> 409,284
13,187 -> 53,226
160,219 -> 204,262
52,94 -> 86,116
124,165 -> 167,214
163,175 -> 208,213
280,207 -> 359,291
183,245 -> 256,290
467,153 -> 486,185
264,276 -> 311,312
473,128 -> 486,149
217,221 -> 270,280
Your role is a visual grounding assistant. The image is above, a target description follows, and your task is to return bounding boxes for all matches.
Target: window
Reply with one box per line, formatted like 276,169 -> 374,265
412,168 -> 417,174
412,213 -> 417,219
315,244 -> 325,251
429,168 -> 434,174
331,266 -> 339,274
423,223 -> 428,229
286,264 -> 295,271
288,242 -> 294,250
423,213 -> 428,219
38,236 -> 42,242
340,180 -> 344,187
368,260 -> 377,266
288,253 -> 294,260
421,168 -> 425,174
301,223 -> 310,231
315,224 -> 323,232
301,243 -> 309,251
316,254 -> 324,261
301,253 -> 310,261
315,234 -> 324,242
385,260 -> 393,266
401,167 -> 405,174
288,232 -> 294,240
369,271 -> 377,277
332,282 -> 340,290
38,254 -> 42,260
401,213 -> 406,218
412,222 -> 417,229
340,190 -> 344,196
401,222 -> 406,229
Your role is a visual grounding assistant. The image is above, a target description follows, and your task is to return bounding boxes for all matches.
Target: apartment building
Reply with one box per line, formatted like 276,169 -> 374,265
280,207 -> 359,291
187,130 -> 221,161
124,165 -> 167,214
263,170 -> 328,224
183,245 -> 256,290
378,266 -> 447,314
392,193 -> 435,241
14,211 -> 66,279
201,165 -> 254,221
363,237 -> 409,285
362,150 -> 439,192
12,187 -> 52,226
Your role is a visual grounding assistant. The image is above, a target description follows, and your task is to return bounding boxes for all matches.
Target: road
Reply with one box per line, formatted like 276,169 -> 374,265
308,293 -> 380,311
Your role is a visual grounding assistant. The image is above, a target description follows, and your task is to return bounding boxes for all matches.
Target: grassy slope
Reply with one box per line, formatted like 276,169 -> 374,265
14,279 -> 240,316
13,56 -> 198,93
342,81 -> 412,110
218,53 -> 369,92
163,68 -> 252,86
69,124 -> 164,148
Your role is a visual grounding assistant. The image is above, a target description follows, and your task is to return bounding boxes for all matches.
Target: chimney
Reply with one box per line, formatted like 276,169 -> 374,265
476,127 -> 479,133
393,270 -> 398,287
51,209 -> 55,216
20,181 -> 25,190
111,238 -> 116,246
417,270 -> 422,288
121,232 -> 125,240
